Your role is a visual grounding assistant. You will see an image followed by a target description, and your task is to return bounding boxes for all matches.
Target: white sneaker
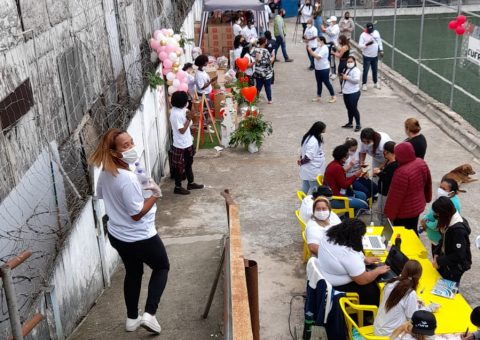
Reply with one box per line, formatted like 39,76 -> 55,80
125,315 -> 142,332
374,82 -> 381,89
141,312 -> 161,334
330,74 -> 337,80
362,84 -> 368,91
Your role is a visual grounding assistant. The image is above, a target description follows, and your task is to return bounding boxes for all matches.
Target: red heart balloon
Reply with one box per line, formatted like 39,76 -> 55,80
241,86 -> 257,104
235,57 -> 249,72
456,15 -> 466,24
456,25 -> 465,35
448,20 -> 458,30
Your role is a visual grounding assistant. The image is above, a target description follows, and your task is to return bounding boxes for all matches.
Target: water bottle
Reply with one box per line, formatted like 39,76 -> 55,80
395,233 -> 402,250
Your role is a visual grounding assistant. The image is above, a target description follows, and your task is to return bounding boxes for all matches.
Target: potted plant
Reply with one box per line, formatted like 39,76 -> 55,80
229,113 -> 273,153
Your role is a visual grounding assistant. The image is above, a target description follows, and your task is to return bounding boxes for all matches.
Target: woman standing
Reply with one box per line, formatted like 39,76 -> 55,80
313,0 -> 323,37
254,37 -> 275,104
300,0 -> 313,35
374,141 -> 398,213
298,121 -> 327,194
358,127 -> 392,170
307,36 -> 336,103
404,117 -> 427,159
340,56 -> 362,132
331,35 -> 350,89
90,128 -> 167,334
305,197 -> 342,255
431,197 -> 472,284
233,35 -> 246,60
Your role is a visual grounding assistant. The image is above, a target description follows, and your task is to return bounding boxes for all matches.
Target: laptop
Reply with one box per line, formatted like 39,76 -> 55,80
362,219 -> 394,251
367,245 -> 410,283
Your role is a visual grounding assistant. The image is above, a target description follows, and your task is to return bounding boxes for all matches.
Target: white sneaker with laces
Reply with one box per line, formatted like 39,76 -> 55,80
362,84 -> 368,91
374,82 -> 381,89
125,315 -> 142,332
141,312 -> 161,334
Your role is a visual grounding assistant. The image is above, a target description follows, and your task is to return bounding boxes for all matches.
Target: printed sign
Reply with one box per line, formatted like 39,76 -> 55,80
467,36 -> 480,66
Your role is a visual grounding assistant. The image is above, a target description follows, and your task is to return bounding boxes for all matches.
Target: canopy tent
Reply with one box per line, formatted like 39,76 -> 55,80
199,0 -> 269,47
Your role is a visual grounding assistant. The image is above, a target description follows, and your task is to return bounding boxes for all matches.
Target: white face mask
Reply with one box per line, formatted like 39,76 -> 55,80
314,210 -> 330,221
348,150 -> 355,156
347,62 -> 355,68
121,146 -> 139,164
437,188 -> 452,198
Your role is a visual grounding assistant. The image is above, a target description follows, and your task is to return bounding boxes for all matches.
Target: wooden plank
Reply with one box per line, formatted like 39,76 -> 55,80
228,204 -> 254,340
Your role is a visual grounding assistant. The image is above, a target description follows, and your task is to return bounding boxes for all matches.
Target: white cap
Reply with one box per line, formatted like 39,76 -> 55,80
329,15 -> 337,22
476,235 -> 480,249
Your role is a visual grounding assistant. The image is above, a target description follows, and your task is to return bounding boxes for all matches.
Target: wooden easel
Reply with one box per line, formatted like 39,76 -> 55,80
194,90 -> 221,151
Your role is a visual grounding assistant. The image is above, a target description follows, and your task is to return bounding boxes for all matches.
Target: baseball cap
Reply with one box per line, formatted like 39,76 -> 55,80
411,310 -> 436,335
471,306 -> 480,327
366,22 -> 374,29
329,16 -> 337,22
312,185 -> 333,199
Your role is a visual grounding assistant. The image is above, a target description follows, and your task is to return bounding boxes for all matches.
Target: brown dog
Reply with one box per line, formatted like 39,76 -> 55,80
442,164 -> 477,185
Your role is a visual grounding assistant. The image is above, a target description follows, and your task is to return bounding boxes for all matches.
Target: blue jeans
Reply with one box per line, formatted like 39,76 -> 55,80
307,46 -> 316,69
331,191 -> 368,214
255,77 -> 272,101
343,91 -> 361,126
314,17 -> 323,37
302,180 -> 318,195
275,35 -> 289,60
362,55 -> 378,85
314,69 -> 335,97
352,177 -> 378,199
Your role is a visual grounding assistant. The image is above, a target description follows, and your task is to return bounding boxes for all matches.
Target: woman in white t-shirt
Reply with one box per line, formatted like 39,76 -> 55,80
317,219 -> 390,306
307,36 -> 336,103
299,185 -> 335,222
89,128 -> 166,334
305,197 -> 341,255
359,127 -> 392,170
298,121 -> 327,194
340,56 -> 362,132
374,260 -> 425,336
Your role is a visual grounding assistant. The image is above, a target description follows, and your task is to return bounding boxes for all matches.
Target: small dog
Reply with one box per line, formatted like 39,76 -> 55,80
442,164 -> 477,185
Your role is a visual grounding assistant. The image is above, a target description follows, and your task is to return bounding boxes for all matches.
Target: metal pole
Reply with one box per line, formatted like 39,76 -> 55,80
450,0 -> 462,107
392,0 -> 398,68
353,0 -> 357,39
1,266 -> 24,340
371,0 -> 375,23
202,239 -> 226,319
416,0 -> 426,87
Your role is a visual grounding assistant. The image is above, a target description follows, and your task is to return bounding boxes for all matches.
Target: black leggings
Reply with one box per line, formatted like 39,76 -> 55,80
109,233 -> 170,319
334,280 -> 381,306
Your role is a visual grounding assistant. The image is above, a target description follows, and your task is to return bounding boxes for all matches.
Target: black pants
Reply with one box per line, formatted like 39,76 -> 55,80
343,91 -> 361,126
334,280 -> 380,306
302,23 -> 307,35
393,216 -> 419,235
338,59 -> 348,87
109,233 -> 170,319
314,69 -> 335,97
438,264 -> 465,284
362,55 -> 378,84
174,148 -> 194,188
327,43 -> 336,74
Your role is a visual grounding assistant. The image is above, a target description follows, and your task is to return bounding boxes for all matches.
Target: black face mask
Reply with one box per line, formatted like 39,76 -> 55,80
345,15 -> 350,19
367,27 -> 374,34
281,13 -> 286,17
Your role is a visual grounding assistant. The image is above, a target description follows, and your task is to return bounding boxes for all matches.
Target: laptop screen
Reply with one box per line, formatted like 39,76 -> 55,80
382,219 -> 395,247
385,245 -> 409,275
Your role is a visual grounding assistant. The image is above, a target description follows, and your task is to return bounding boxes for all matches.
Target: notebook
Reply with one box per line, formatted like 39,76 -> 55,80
366,245 -> 409,283
431,278 -> 459,299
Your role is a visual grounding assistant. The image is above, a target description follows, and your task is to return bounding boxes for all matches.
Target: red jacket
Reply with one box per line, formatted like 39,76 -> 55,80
384,142 -> 432,220
324,160 -> 357,196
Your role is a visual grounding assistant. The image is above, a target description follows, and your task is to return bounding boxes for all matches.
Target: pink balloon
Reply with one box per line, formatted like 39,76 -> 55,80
179,83 -> 188,92
158,51 -> 168,61
163,59 -> 173,69
456,25 -> 465,35
158,46 -> 166,53
176,70 -> 186,80
161,28 -> 170,36
448,20 -> 458,30
456,15 -> 467,24
176,47 -> 183,55
150,38 -> 160,50
162,67 -> 171,76
165,45 -> 176,53
153,30 -> 162,40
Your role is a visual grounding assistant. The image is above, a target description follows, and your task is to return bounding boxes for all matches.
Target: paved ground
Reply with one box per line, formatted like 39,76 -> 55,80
69,19 -> 480,340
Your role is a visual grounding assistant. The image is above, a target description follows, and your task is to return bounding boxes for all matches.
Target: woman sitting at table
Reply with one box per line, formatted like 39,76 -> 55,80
374,259 -> 439,336
317,218 -> 390,306
305,196 -> 341,256
324,144 -> 369,214
431,197 -> 472,284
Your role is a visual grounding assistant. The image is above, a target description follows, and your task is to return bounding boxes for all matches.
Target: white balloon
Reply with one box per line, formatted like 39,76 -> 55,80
169,52 -> 178,62
172,79 -> 180,87
150,51 -> 158,63
166,72 -> 176,81
168,86 -> 176,95
173,34 -> 181,42
167,37 -> 178,47
167,28 -> 174,37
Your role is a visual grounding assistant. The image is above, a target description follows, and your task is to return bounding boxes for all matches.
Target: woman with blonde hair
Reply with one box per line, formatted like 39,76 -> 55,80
89,128 -> 167,335
305,196 -> 341,255
404,117 -> 427,159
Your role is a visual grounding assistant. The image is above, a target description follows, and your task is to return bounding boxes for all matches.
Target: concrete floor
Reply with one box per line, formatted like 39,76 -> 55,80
69,19 -> 480,340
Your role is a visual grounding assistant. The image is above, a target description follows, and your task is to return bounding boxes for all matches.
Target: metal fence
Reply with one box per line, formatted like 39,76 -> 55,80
322,0 -> 480,130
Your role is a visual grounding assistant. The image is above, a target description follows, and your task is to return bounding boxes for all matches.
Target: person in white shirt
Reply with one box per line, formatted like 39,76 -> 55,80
359,128 -> 392,169
374,260 -> 427,336
340,56 -> 362,131
307,36 -> 336,103
303,18 -> 318,70
322,16 -> 339,79
89,128 -> 165,334
242,19 -> 258,43
305,197 -> 342,255
390,310 -> 457,340
169,91 -> 204,195
194,54 -> 215,97
299,1 -> 313,35
298,121 -> 327,194
182,63 -> 195,105
317,218 -> 390,306
233,35 -> 246,60
358,22 -> 384,91
299,185 -> 341,223
232,16 -> 243,39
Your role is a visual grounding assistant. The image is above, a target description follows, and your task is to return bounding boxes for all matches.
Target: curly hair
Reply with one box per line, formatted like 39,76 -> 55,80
326,218 -> 366,252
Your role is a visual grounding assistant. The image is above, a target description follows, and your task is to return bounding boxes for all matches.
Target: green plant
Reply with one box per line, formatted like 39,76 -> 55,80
147,72 -> 164,89
178,30 -> 195,49
229,113 -> 273,149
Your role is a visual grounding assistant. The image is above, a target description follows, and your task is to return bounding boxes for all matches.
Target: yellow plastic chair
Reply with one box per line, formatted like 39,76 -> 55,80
339,297 -> 389,340
297,190 -> 307,202
302,230 -> 311,262
316,174 -> 323,186
295,209 -> 307,232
